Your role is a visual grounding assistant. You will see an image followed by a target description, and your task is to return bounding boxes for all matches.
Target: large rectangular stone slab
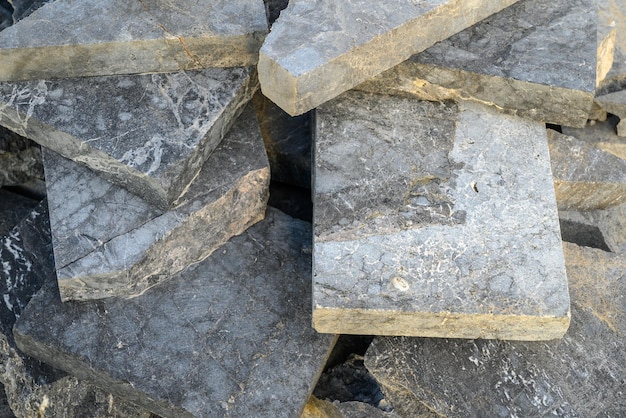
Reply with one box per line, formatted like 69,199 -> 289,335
258,0 -> 520,116
14,208 -> 337,418
313,91 -> 570,340
0,0 -> 267,81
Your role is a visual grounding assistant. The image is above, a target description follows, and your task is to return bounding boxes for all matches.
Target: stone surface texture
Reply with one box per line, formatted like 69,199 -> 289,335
313,91 -> 569,340
365,243 -> 626,417
597,0 -> 626,94
560,203 -> 626,254
0,189 -> 37,235
0,0 -> 267,80
258,0 -> 520,115
357,0 -> 596,128
0,127 -> 42,188
14,208 -> 337,418
302,397 -> 402,418
595,90 -> 626,136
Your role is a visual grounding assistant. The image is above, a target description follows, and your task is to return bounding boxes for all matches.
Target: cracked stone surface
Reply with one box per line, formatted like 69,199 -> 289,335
258,0 -> 520,116
0,68 -> 257,209
0,0 -> 267,81
358,0 -> 597,128
364,243 -> 626,417
313,91 -> 569,340
14,207 -> 337,418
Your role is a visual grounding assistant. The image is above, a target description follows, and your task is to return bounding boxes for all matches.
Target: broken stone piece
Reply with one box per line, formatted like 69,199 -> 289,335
559,203 -> 626,254
313,90 -> 570,340
596,0 -> 626,94
595,90 -> 626,136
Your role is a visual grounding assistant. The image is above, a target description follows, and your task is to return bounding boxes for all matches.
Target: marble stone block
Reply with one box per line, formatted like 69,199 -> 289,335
258,0 -> 520,116
313,91 -> 569,340
364,243 -> 626,417
0,0 -> 267,81
14,208 -> 337,418
0,68 -> 257,209
357,0 -> 597,128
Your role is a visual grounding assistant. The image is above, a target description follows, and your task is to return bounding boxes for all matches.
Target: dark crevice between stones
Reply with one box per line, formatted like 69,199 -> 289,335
268,181 -> 312,222
546,123 -> 562,133
559,219 -> 612,252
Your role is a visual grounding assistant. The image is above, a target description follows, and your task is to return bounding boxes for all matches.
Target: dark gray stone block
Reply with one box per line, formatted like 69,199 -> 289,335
0,127 -> 42,188
0,189 -> 38,235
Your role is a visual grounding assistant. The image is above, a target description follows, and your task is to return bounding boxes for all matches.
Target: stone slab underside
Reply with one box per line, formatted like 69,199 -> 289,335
14,208 -> 337,418
258,0 -> 520,116
358,0 -> 597,128
313,91 -> 570,340
47,105 -> 270,301
0,0 -> 267,81
0,68 -> 257,209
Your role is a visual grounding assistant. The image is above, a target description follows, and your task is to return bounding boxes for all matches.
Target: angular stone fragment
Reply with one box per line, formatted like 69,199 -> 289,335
14,208 -> 337,418
313,91 -> 569,340
595,90 -> 626,136
47,105 -> 270,301
559,203 -> 626,254
258,0 -> 520,116
0,189 -> 38,235
0,127 -> 43,188
0,0 -> 267,81
357,0 -> 597,128
596,0 -> 626,94
0,68 -> 256,209
365,243 -> 626,417
302,397 -> 402,418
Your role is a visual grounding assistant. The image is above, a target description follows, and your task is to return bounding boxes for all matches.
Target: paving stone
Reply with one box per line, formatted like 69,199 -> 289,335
0,68 -> 257,209
46,105 -> 270,301
313,91 -> 569,340
562,115 -> 626,160
0,0 -> 267,81
364,243 -> 626,417
14,207 -> 337,418
258,0 -> 520,116
357,0 -> 596,128
0,189 -> 38,235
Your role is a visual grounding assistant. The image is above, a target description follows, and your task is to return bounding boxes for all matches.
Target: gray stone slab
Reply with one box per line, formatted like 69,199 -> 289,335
364,243 -> 626,417
357,0 -> 597,128
258,0 -> 520,116
0,0 -> 267,81
596,0 -> 626,95
0,68 -> 257,209
313,91 -> 569,340
46,105 -> 270,301
14,207 -> 337,418
560,203 -> 626,254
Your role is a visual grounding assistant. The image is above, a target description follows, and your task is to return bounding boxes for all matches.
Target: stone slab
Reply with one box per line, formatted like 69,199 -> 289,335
559,203 -> 626,254
313,91 -> 569,340
46,105 -> 270,301
14,207 -> 337,418
258,0 -> 520,116
0,0 -> 267,81
364,243 -> 626,417
0,68 -> 257,209
596,0 -> 626,95
595,90 -> 626,136
357,0 -> 596,128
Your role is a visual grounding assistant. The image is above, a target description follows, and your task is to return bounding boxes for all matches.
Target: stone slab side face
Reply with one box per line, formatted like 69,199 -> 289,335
0,0 -> 267,81
0,68 -> 257,209
46,105 -> 270,301
597,0 -> 626,94
595,90 -> 626,136
14,208 -> 337,418
258,0 -> 520,116
358,0 -> 597,128
364,243 -> 626,417
313,91 -> 570,340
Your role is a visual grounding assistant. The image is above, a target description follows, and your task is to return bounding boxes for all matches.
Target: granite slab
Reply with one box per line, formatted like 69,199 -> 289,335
313,91 -> 570,340
0,0 -> 267,81
46,105 -> 270,301
0,68 -> 257,209
14,208 -> 337,418
357,0 -> 597,128
364,243 -> 626,417
258,0 -> 520,116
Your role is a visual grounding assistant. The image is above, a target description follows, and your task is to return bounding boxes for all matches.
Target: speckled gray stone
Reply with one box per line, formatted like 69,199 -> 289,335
313,91 -> 569,340
14,208 -> 337,418
0,68 -> 257,209
358,0 -> 596,128
0,0 -> 267,81
258,0 -> 520,116
46,105 -> 270,301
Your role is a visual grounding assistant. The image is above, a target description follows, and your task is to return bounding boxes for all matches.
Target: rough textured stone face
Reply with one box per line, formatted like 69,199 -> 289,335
0,189 -> 38,235
0,0 -> 267,80
313,90 -> 569,340
0,127 -> 43,188
14,208 -> 337,418
595,90 -> 626,137
597,0 -> 626,94
0,68 -> 257,209
258,0 -> 520,116
365,243 -> 626,417
560,204 -> 626,254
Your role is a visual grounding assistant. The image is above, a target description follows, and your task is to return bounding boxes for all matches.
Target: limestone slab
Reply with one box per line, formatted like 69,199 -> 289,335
0,0 -> 267,81
258,0 -> 520,116
0,68 -> 257,209
358,0 -> 597,128
313,91 -> 569,340
14,208 -> 337,418
46,105 -> 270,301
